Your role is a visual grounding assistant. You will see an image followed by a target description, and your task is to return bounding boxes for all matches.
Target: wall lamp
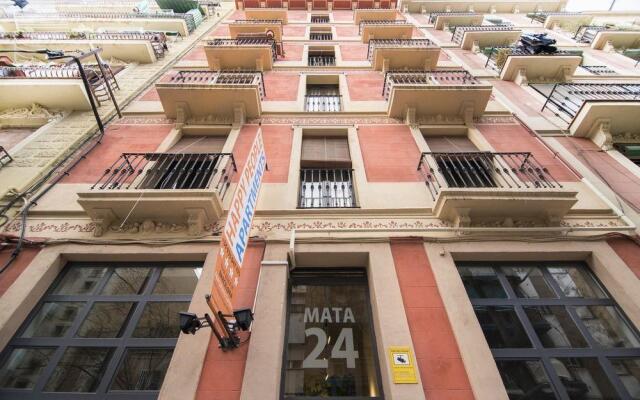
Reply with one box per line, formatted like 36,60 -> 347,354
179,295 -> 254,351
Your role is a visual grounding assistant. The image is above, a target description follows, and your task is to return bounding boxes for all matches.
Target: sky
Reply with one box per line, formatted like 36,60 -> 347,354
566,0 -> 640,11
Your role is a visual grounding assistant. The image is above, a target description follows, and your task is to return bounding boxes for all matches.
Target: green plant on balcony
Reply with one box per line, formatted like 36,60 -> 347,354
495,48 -> 512,68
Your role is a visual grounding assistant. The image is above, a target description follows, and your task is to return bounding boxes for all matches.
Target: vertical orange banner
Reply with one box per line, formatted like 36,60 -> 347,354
209,128 -> 267,317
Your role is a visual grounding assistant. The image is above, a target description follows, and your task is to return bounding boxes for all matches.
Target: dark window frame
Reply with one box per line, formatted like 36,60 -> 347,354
279,268 -> 385,400
459,261 -> 640,400
0,262 -> 201,400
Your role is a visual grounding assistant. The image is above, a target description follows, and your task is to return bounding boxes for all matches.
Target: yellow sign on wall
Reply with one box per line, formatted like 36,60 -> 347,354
388,346 -> 418,384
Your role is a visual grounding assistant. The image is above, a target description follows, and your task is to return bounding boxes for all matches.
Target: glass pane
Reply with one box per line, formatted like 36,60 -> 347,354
473,306 -> 532,348
76,302 -> 134,338
459,266 -> 507,298
132,302 -> 189,338
283,279 -> 381,397
575,306 -> 640,348
100,267 -> 151,295
495,359 -> 557,400
502,267 -> 556,298
44,347 -> 112,392
551,358 -> 618,400
610,358 -> 640,399
0,348 -> 55,389
524,306 -> 587,348
52,267 -> 107,295
548,267 -> 607,298
21,302 -> 84,338
152,267 -> 201,295
110,348 -> 173,391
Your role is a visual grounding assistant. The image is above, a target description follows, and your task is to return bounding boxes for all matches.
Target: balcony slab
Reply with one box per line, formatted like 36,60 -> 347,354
0,80 -> 92,111
460,29 -> 522,50
433,14 -> 483,30
591,31 -> 640,51
361,24 -> 414,43
244,8 -> 288,24
354,9 -> 398,25
372,47 -> 440,70
204,45 -> 274,70
569,101 -> 640,149
500,55 -> 582,84
228,21 -> 283,42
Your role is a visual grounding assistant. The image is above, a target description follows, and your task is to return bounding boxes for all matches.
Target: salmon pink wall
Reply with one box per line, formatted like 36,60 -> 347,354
607,236 -> 640,279
183,46 -> 206,61
556,136 -> 640,211
478,123 -> 579,182
62,123 -> 174,183
264,72 -> 300,101
357,125 -> 423,182
336,25 -> 359,37
232,124 -> 292,183
346,72 -> 384,101
196,242 -> 265,400
340,43 -> 369,61
0,247 -> 40,296
332,10 -> 353,21
281,44 -> 304,61
283,25 -> 306,37
390,239 -> 474,400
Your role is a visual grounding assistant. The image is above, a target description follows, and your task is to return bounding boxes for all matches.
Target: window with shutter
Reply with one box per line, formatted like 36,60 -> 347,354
424,136 -> 479,152
167,135 -> 227,154
424,136 -> 495,188
301,136 -> 351,167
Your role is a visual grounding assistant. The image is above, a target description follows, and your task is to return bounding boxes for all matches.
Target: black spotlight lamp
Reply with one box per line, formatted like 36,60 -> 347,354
233,308 -> 254,331
179,311 -> 214,335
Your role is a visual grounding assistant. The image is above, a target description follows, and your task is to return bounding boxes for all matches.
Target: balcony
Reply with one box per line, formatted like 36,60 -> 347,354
536,83 -> 640,148
0,64 -> 121,111
305,95 -> 342,112
418,151 -> 577,226
451,26 -> 522,51
156,71 -> 264,124
310,31 -> 333,40
368,38 -> 440,71
205,37 -> 279,71
354,8 -> 397,25
384,70 -> 492,123
402,0 -> 565,14
299,168 -> 356,208
529,12 -> 593,30
7,10 -> 199,36
359,20 -> 414,43
77,152 -> 236,236
308,55 -> 336,66
574,25 -> 608,43
0,31 -> 168,63
589,30 -> 640,51
428,12 -> 483,31
244,8 -> 288,24
229,19 -> 283,42
485,47 -> 582,84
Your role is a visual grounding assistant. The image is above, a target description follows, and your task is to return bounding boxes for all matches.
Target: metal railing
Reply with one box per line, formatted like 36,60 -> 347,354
309,32 -> 333,40
528,11 -> 583,24
0,31 -> 169,59
536,82 -> 640,124
580,65 -> 617,75
428,12 -> 480,24
358,20 -> 412,35
207,37 -> 279,60
0,146 -> 12,168
232,19 -> 283,25
367,38 -> 436,60
573,25 -> 608,43
308,55 -> 336,66
451,25 -> 518,45
167,70 -> 266,99
91,152 -> 236,197
299,168 -> 356,208
418,152 -> 562,200
311,15 -> 330,23
484,46 -> 583,72
382,70 -> 483,99
304,95 -> 342,112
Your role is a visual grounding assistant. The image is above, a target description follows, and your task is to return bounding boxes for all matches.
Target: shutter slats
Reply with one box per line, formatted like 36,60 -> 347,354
425,136 -> 479,152
301,136 -> 350,165
168,136 -> 226,153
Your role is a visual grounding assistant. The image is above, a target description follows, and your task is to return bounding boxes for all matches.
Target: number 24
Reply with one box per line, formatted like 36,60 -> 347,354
302,327 -> 359,369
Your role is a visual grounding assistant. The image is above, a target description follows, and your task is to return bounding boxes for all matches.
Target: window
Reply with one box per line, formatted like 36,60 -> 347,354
457,262 -> 640,400
282,268 -> 383,399
310,28 -> 332,41
614,143 -> 640,167
305,83 -> 341,112
311,15 -> 330,23
424,136 -> 496,188
299,135 -> 355,208
308,48 -> 336,67
0,262 -> 202,399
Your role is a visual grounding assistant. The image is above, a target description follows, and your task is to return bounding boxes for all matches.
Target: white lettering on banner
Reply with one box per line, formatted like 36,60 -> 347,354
303,307 -> 356,324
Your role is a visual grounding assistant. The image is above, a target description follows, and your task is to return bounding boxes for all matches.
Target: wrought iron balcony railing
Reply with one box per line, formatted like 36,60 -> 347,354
232,19 -> 283,25
308,55 -> 336,66
451,25 -> 517,45
166,71 -> 266,99
304,95 -> 342,112
366,38 -> 436,60
428,12 -> 479,25
580,65 -> 617,75
311,15 -> 330,23
573,25 -> 608,43
382,70 -> 482,99
536,83 -> 640,124
418,152 -> 562,200
299,168 -> 356,208
0,31 -> 168,59
309,32 -> 333,40
484,47 -> 583,72
358,20 -> 413,35
528,11 -> 583,24
207,37 -> 279,61
0,146 -> 12,168
91,152 -> 236,198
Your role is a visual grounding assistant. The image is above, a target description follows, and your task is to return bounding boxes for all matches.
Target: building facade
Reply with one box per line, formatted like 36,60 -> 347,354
1,0 -> 640,399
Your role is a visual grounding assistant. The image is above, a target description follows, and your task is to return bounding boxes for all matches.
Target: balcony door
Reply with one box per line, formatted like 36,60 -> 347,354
425,136 -> 497,188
